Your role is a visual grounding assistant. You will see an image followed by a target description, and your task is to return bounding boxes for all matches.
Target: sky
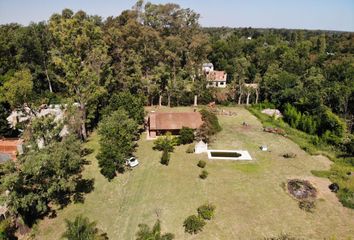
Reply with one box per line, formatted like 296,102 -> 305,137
0,0 -> 353,31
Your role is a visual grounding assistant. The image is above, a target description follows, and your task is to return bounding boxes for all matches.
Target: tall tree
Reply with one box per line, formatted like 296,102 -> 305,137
97,109 -> 139,180
49,9 -> 110,139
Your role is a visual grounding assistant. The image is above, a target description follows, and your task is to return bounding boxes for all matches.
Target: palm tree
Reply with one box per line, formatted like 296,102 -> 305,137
62,215 -> 107,240
136,220 -> 174,240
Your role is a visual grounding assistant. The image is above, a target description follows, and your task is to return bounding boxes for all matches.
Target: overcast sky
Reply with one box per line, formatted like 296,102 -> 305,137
0,0 -> 353,31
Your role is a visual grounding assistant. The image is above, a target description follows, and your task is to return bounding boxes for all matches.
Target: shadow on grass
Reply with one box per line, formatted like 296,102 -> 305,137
73,178 -> 95,203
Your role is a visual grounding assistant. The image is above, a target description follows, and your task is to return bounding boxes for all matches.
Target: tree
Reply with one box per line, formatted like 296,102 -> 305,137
2,135 -> 85,224
0,68 -> 33,109
97,109 -> 139,180
104,91 -> 145,124
49,9 -> 110,139
153,132 -> 177,152
179,127 -> 195,144
62,215 -> 108,240
136,219 -> 174,240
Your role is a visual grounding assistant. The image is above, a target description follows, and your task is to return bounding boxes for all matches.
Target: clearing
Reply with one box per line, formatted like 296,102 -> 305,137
35,106 -> 354,240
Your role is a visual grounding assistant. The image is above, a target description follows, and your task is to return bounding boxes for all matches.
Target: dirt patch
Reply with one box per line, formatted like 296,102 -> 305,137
287,179 -> 317,200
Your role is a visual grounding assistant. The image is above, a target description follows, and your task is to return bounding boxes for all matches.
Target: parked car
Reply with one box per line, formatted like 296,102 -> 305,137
126,157 -> 139,167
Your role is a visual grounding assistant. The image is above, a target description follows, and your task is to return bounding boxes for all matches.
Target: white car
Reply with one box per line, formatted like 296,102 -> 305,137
126,157 -> 139,167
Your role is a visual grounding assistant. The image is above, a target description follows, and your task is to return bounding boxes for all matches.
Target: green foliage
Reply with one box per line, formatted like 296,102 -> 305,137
62,215 -> 108,240
183,215 -> 206,234
0,68 -> 33,108
2,135 -> 85,224
263,233 -> 300,240
97,109 -> 139,180
29,115 -> 63,148
179,127 -> 195,145
197,160 -> 206,168
104,92 -> 146,124
337,188 -> 354,209
197,203 -> 215,220
153,133 -> 177,152
49,10 -> 110,139
185,144 -> 194,154
199,170 -> 208,179
136,219 -> 174,240
160,149 -> 170,166
0,219 -> 13,240
197,109 -> 221,142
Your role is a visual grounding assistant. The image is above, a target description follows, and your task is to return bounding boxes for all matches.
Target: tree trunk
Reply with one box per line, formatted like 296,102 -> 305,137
80,103 -> 87,140
255,89 -> 259,104
45,68 -> 53,93
246,92 -> 251,105
238,92 -> 243,105
194,95 -> 198,106
150,96 -> 154,107
159,95 -> 162,107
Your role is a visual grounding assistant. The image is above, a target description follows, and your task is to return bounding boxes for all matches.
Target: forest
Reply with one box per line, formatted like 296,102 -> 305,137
0,0 -> 353,238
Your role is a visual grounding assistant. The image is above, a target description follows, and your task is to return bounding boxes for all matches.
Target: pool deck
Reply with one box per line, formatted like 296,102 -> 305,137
207,150 -> 252,160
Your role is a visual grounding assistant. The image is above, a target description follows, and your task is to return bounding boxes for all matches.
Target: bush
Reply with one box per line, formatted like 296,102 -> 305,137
153,132 -> 177,152
196,111 -> 222,142
337,187 -> 354,209
160,149 -> 170,166
183,215 -> 206,234
197,160 -> 206,168
186,144 -> 195,153
263,233 -> 300,240
282,153 -> 296,158
298,200 -> 316,212
199,170 -> 208,179
179,127 -> 195,144
197,203 -> 215,220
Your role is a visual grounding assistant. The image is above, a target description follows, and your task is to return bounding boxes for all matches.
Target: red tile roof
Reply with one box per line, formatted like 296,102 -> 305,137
0,138 -> 23,160
206,71 -> 227,81
149,112 -> 203,130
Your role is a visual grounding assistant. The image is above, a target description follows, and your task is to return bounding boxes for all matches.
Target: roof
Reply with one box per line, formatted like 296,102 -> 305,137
206,71 -> 227,82
0,153 -> 11,164
149,112 -> 203,131
0,138 -> 23,160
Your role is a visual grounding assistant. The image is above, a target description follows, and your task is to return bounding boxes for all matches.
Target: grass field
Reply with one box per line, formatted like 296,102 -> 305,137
35,106 -> 354,240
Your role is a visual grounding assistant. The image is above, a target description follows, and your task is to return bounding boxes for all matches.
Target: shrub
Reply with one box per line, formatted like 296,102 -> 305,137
264,233 -> 300,240
298,200 -> 316,212
179,127 -> 195,144
153,132 -> 177,152
186,144 -> 195,153
160,149 -> 170,166
197,160 -> 206,168
183,215 -> 206,234
196,108 -> 223,142
199,170 -> 208,179
282,152 -> 296,158
197,203 -> 215,220
337,187 -> 354,209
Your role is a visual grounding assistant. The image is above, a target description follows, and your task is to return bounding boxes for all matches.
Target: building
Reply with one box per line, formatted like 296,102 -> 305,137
148,112 -> 203,138
206,70 -> 227,88
0,138 -> 23,161
202,63 -> 214,73
195,140 -> 208,154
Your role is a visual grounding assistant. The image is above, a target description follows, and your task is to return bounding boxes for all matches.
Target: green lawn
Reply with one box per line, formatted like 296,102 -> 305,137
35,106 -> 354,240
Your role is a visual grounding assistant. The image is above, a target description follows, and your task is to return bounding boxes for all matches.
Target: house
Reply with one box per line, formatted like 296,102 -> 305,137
206,70 -> 227,88
148,112 -> 203,138
195,140 -> 208,154
0,138 -> 23,161
202,63 -> 214,73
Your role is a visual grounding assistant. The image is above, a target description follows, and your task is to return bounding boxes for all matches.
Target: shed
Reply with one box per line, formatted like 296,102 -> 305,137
195,140 -> 208,154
